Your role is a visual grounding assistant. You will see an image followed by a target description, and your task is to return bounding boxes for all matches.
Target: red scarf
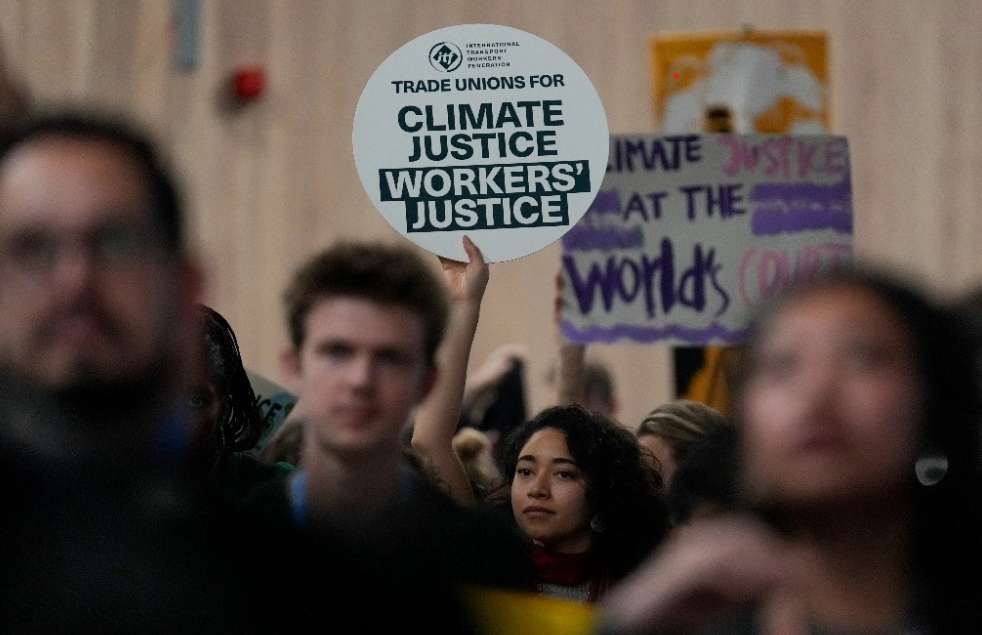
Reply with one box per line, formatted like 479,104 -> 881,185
530,544 -> 609,601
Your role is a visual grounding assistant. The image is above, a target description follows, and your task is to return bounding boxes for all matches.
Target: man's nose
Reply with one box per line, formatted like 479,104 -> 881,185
346,354 -> 376,390
50,244 -> 97,295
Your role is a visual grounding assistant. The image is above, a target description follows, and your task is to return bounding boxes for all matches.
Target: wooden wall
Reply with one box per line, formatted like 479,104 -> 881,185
3,0 -> 981,426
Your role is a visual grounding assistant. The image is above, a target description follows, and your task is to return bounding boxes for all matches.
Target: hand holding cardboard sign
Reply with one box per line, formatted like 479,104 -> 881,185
438,236 -> 489,307
353,24 -> 609,263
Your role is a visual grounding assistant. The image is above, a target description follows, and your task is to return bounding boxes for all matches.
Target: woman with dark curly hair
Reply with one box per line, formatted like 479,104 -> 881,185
405,241 -> 666,601
498,404 -> 668,603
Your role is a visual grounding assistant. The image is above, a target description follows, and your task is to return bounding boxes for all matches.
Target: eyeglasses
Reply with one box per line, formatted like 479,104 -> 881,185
0,221 -> 165,280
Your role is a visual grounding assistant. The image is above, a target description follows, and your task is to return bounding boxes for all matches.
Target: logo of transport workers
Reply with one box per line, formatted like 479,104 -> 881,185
429,42 -> 462,72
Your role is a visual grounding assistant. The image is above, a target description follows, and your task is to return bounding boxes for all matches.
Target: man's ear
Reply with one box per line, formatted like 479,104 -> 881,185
171,257 -> 205,393
280,347 -> 302,394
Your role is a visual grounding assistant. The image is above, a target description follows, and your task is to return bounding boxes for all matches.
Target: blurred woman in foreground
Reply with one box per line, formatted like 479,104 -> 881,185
602,268 -> 981,633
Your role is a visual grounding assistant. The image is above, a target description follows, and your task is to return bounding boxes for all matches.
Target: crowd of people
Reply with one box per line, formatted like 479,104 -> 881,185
1,110 -> 980,633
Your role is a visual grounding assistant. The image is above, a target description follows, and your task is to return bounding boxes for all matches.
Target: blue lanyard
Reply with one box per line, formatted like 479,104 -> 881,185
288,470 -> 307,528
288,465 -> 418,529
153,407 -> 190,465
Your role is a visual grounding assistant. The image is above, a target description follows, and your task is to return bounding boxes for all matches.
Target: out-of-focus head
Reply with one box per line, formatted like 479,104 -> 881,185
453,426 -> 493,460
283,241 -> 447,368
736,268 -> 980,510
452,426 -> 502,497
0,112 -> 198,403
637,400 -> 727,489
666,425 -> 738,526
281,242 -> 446,457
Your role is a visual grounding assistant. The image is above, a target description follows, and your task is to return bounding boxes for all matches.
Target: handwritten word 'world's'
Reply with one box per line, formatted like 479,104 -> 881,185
563,237 -> 729,319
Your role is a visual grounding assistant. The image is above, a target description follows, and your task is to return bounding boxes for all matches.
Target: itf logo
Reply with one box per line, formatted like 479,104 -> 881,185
428,42 -> 462,72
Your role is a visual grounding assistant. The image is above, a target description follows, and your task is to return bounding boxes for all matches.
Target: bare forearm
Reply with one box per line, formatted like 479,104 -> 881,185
557,341 -> 586,405
412,301 -> 481,505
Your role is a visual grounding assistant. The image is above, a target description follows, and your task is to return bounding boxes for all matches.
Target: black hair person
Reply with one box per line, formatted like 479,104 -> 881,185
193,305 -> 265,460
499,404 -> 667,600
665,425 -> 738,526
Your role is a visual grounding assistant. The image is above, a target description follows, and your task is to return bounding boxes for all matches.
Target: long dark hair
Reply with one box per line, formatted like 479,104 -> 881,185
736,267 -> 982,630
499,404 -> 668,582
200,305 -> 264,455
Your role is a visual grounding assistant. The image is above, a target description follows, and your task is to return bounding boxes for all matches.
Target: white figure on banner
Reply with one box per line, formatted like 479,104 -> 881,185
663,42 -> 825,135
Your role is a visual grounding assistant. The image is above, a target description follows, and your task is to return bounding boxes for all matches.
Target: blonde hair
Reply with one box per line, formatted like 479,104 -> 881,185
637,399 -> 727,462
452,427 -> 501,499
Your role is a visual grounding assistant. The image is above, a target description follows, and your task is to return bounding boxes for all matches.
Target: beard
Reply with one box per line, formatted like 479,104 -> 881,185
52,352 -> 172,425
0,339 -> 184,469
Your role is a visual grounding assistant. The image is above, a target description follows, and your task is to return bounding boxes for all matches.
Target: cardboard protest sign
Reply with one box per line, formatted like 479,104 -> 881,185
561,134 -> 851,345
353,24 -> 609,262
650,31 -> 831,409
651,30 -> 828,134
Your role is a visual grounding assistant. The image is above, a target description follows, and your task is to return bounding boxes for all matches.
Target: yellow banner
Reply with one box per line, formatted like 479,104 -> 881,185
465,588 -> 597,635
651,29 -> 829,134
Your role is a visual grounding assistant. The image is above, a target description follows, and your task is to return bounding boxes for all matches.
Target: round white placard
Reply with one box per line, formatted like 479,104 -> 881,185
353,24 -> 609,262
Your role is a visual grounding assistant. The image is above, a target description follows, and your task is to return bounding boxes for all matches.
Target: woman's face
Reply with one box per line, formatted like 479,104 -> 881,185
510,427 -> 592,553
740,284 -> 923,508
189,380 -> 224,447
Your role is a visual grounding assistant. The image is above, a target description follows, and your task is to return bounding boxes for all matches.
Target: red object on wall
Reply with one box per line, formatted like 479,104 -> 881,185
232,66 -> 265,102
